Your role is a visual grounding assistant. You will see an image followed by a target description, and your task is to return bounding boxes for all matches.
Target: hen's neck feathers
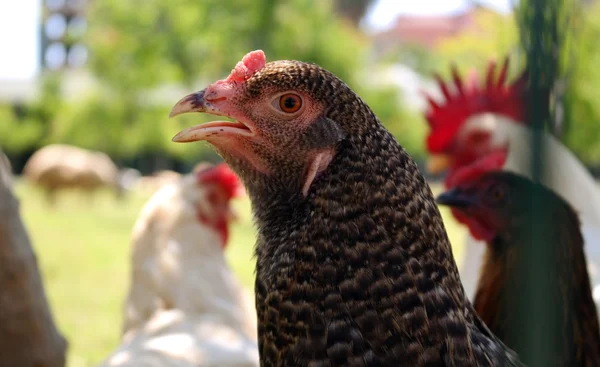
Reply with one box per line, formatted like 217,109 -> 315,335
475,188 -> 600,366
251,84 -> 521,365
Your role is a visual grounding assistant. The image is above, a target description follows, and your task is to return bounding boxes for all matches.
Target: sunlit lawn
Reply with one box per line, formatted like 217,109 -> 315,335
13,178 -> 466,367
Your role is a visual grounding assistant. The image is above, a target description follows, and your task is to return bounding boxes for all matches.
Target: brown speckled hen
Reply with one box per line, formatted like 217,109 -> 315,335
169,50 -> 522,366
437,170 -> 600,366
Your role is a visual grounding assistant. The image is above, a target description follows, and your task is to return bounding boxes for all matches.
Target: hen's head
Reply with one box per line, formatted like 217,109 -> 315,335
424,58 -> 532,187
170,50 -> 357,199
194,163 -> 243,247
435,170 -> 556,243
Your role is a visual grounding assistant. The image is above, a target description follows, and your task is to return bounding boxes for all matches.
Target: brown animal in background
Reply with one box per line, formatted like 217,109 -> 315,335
169,50 -> 521,366
101,163 -> 258,367
437,170 -> 600,366
23,144 -> 136,204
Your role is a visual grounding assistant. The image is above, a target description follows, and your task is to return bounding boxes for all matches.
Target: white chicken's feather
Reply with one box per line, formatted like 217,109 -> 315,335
100,172 -> 258,367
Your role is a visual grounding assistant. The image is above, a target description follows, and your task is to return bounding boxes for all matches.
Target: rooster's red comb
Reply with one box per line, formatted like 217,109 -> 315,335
424,58 -> 529,153
196,163 -> 244,199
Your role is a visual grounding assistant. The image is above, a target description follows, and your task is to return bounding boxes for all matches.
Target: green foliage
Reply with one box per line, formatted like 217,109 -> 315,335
268,0 -> 366,84
85,0 -> 369,95
35,0 -> 411,164
436,9 -> 522,80
382,44 -> 443,76
332,0 -> 377,25
0,74 -> 63,154
0,106 -> 44,154
563,1 -> 600,164
5,0 -> 418,166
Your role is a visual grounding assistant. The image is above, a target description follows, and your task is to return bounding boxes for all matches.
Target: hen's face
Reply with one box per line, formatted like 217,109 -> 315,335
170,51 -> 344,198
436,171 -> 528,243
194,163 -> 243,248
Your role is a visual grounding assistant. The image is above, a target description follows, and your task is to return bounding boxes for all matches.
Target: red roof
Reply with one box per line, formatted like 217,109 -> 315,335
375,7 -> 492,50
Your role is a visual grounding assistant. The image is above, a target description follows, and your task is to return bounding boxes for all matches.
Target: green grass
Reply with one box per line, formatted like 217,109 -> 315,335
12,179 -> 465,367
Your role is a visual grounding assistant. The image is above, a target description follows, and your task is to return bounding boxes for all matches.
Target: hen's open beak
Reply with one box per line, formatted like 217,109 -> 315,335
436,188 -> 475,209
427,154 -> 451,174
169,89 -> 253,143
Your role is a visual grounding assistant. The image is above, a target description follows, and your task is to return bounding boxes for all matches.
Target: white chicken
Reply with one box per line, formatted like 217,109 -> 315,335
424,59 -> 600,309
100,163 -> 259,367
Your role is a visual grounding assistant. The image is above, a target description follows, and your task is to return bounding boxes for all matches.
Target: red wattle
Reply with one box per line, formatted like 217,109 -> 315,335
198,213 -> 229,249
451,208 -> 495,242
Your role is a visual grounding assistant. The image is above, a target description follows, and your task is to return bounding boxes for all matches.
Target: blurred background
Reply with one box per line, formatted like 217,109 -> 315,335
0,0 -> 596,366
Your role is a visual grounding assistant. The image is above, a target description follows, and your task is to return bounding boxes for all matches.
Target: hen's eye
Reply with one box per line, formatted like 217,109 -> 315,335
488,184 -> 505,203
279,94 -> 302,113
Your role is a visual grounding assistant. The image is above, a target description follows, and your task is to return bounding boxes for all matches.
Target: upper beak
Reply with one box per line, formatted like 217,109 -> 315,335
436,188 -> 475,209
169,89 -> 208,118
427,154 -> 451,174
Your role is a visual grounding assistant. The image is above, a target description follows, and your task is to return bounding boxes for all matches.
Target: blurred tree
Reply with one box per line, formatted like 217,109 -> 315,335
380,44 -> 442,76
562,1 -> 600,164
436,8 -> 521,79
332,0 -> 376,26
45,0 -> 418,167
0,75 -> 62,156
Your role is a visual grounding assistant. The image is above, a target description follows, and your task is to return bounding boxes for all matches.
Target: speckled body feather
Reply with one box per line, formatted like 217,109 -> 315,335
472,173 -> 600,367
226,61 -> 524,366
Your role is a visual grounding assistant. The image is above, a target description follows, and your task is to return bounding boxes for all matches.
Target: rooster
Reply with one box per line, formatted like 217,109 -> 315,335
424,59 -> 600,306
436,170 -> 600,366
101,163 -> 259,367
169,50 -> 522,366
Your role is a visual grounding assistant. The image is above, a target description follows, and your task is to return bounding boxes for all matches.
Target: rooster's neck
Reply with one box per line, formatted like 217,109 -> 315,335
475,193 -> 600,366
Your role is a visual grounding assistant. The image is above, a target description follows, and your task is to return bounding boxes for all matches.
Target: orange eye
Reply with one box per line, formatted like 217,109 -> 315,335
279,94 -> 302,113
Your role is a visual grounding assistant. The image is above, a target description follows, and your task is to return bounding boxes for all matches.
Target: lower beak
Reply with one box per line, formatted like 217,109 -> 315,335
436,189 -> 475,209
427,154 -> 451,174
169,90 -> 253,143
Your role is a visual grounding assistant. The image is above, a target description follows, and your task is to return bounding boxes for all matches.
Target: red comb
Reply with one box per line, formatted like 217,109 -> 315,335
424,58 -> 529,153
226,50 -> 266,83
196,163 -> 244,199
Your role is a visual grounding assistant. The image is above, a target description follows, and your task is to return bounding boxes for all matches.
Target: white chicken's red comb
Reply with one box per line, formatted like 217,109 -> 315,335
225,50 -> 266,83
196,163 -> 244,199
424,58 -> 530,153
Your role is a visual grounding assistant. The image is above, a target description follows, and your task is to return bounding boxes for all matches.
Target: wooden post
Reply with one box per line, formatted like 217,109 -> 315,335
0,149 -> 68,367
